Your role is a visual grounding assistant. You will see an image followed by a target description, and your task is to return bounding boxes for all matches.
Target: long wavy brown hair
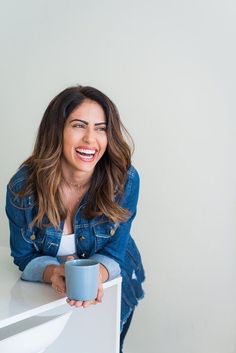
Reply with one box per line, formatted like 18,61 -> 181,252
18,86 -> 133,228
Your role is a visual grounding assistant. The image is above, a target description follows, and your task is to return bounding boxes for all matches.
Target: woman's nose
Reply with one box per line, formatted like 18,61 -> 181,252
82,128 -> 95,143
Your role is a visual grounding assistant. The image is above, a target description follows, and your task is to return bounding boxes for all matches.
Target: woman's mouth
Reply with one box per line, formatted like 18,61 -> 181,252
75,148 -> 97,162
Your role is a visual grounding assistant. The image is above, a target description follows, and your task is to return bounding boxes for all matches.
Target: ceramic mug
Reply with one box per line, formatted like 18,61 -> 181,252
65,259 -> 99,301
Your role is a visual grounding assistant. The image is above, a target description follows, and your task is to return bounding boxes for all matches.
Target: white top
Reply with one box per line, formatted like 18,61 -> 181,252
57,234 -> 76,256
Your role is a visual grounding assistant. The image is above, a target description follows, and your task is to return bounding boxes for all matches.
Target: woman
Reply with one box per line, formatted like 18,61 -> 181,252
5,85 -> 145,352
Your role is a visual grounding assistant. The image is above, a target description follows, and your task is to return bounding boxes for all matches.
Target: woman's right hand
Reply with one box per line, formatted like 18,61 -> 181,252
43,256 -> 75,294
43,264 -> 66,295
50,265 -> 66,294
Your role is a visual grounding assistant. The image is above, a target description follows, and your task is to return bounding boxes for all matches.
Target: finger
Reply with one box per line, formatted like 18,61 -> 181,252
96,284 -> 104,303
66,255 -> 75,261
66,299 -> 77,306
82,300 -> 96,308
52,277 -> 66,293
52,285 -> 65,294
75,300 -> 83,308
51,264 -> 66,285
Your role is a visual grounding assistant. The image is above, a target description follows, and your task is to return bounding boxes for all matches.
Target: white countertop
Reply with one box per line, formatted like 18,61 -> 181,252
0,246 -> 121,329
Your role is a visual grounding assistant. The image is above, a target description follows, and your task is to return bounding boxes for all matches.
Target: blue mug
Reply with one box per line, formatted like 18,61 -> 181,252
65,259 -> 99,301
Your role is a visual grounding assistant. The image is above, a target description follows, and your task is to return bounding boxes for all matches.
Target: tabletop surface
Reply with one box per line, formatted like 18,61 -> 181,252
0,246 -> 121,328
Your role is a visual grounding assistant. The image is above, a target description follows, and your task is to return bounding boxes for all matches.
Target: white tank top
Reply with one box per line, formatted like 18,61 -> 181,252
57,233 -> 76,256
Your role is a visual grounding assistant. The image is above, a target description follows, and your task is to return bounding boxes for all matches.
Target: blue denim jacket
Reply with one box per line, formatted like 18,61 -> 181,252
5,165 -> 145,330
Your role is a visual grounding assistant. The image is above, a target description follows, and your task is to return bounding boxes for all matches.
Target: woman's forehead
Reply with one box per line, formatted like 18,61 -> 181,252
68,99 -> 106,122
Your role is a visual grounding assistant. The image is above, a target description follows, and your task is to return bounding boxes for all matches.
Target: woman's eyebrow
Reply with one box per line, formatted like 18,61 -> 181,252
69,118 -> 106,126
94,122 -> 107,126
70,118 -> 88,125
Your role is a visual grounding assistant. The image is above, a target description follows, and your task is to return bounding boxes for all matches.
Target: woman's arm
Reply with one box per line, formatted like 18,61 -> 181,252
6,184 -> 60,281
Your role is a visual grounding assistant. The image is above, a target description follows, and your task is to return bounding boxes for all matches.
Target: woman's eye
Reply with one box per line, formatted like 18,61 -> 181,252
72,123 -> 85,128
96,127 -> 107,132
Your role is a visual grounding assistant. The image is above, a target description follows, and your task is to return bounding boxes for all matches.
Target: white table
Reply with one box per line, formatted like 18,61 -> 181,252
0,246 -> 122,353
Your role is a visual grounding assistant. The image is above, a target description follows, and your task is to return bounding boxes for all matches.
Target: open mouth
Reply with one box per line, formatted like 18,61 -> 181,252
75,148 -> 96,161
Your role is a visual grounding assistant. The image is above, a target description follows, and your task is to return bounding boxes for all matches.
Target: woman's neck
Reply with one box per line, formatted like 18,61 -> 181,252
62,175 -> 91,190
61,164 -> 92,189
60,167 -> 92,217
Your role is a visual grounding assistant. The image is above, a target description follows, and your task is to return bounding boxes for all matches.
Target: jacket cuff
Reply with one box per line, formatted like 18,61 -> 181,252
89,254 -> 121,281
21,256 -> 60,282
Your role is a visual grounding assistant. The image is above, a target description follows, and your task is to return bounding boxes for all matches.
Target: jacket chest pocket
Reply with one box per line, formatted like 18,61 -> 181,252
21,228 -> 59,255
92,221 -> 118,251
21,227 -> 44,252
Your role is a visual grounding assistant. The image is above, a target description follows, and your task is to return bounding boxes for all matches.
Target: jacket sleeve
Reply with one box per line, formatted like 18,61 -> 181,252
89,253 -> 121,281
91,167 -> 140,269
5,184 -> 59,282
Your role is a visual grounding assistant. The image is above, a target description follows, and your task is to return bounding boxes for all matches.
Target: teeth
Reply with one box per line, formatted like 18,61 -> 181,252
76,148 -> 96,155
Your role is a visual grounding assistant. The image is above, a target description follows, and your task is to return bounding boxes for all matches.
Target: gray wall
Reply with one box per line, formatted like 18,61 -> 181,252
1,1 -> 236,352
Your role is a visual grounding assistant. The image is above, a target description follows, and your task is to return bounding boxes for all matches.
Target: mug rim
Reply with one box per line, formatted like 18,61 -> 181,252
65,259 -> 99,267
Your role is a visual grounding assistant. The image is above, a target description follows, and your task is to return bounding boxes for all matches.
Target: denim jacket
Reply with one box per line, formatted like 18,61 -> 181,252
5,165 -> 145,330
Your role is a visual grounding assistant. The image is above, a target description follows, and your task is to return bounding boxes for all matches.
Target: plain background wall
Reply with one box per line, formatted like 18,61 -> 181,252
1,1 -> 236,352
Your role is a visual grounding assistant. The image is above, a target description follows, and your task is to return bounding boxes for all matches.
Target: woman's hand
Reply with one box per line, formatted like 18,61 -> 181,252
43,256 -> 75,295
66,263 -> 107,308
43,264 -> 66,294
43,259 -> 107,308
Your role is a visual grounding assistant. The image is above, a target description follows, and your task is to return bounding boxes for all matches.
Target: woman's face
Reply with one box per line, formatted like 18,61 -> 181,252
61,99 -> 108,177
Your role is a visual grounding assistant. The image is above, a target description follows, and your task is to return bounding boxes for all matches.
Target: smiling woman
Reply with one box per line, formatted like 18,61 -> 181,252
5,85 -> 145,353
62,100 -> 108,176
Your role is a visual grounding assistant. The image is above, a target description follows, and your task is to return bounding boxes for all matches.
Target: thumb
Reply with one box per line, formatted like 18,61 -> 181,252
66,255 -> 75,261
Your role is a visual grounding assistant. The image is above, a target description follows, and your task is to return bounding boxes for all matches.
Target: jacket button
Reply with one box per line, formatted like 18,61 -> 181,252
110,228 -> 115,236
79,236 -> 86,241
30,234 -> 36,240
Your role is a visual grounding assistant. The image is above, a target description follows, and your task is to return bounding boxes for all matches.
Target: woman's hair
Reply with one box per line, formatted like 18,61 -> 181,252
18,85 -> 133,228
